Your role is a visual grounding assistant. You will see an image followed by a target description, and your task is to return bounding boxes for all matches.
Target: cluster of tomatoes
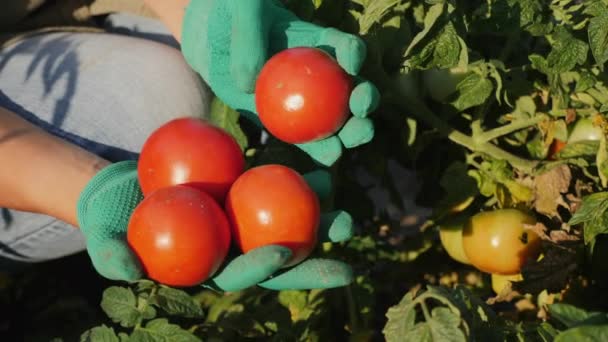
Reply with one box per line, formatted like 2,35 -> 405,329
128,118 -> 321,287
127,47 -> 354,287
439,209 -> 542,294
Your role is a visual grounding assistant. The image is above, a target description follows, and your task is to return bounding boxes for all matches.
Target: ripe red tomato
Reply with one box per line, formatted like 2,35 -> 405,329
225,164 -> 320,267
255,47 -> 353,144
138,117 -> 245,203
127,185 -> 231,287
462,209 -> 541,275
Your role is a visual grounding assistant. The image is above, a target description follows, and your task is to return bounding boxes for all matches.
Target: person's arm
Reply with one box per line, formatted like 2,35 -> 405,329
143,0 -> 190,41
0,106 -> 110,226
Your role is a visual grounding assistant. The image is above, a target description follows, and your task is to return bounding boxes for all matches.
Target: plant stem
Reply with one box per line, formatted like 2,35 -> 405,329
345,285 -> 360,334
397,94 -> 539,172
475,115 -> 547,144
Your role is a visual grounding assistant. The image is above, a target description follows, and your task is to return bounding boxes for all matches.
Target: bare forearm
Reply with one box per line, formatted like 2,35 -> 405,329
143,0 -> 190,42
0,107 -> 109,226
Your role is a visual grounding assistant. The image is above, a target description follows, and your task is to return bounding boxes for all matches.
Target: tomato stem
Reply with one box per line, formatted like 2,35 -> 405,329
345,285 -> 360,334
397,93 -> 539,172
474,115 -> 547,144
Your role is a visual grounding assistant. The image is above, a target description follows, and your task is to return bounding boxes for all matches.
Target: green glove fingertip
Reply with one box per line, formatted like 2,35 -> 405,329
318,28 -> 366,75
303,170 -> 331,200
319,211 -> 354,243
87,239 -> 143,282
206,245 -> 292,292
350,80 -> 380,118
338,117 -> 374,148
258,259 -> 353,290
296,136 -> 342,167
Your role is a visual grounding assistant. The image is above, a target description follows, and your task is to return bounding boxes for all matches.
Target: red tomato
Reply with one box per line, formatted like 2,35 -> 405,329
255,47 -> 353,144
127,185 -> 231,287
225,164 -> 320,267
138,117 -> 245,203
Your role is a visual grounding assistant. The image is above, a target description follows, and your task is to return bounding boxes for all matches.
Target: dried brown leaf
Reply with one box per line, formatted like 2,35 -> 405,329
533,165 -> 572,217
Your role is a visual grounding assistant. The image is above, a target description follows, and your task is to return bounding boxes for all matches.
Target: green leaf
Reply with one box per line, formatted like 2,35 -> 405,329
209,97 -> 248,151
101,287 -> 142,328
432,23 -> 462,69
383,292 -> 417,341
406,323 -> 432,341
538,322 -> 560,342
449,73 -> 494,111
150,287 -> 204,318
556,325 -> 608,342
435,161 -> 478,215
584,0 -> 608,17
549,304 -> 606,328
357,0 -> 404,34
403,3 -> 445,59
569,192 -> 608,244
80,325 -> 119,342
130,319 -> 199,342
546,27 -> 589,73
427,307 -> 466,341
589,15 -> 608,67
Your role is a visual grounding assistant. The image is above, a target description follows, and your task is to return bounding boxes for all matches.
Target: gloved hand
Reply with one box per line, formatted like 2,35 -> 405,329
76,161 -> 355,290
181,0 -> 380,167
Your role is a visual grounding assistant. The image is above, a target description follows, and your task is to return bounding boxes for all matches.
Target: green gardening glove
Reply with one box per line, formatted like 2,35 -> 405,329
181,0 -> 380,167
76,161 -> 144,281
77,161 -> 355,290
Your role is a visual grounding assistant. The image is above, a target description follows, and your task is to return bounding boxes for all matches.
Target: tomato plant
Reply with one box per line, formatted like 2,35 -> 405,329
255,47 -> 353,144
127,185 -> 231,287
225,164 -> 320,267
138,117 -> 245,202
11,1 -> 608,341
462,209 -> 541,275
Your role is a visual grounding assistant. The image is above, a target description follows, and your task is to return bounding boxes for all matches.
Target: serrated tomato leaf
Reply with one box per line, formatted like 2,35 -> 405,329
150,287 -> 203,318
569,192 -> 608,244
129,319 -> 199,342
80,325 -> 119,342
555,325 -> 608,342
101,287 -> 142,328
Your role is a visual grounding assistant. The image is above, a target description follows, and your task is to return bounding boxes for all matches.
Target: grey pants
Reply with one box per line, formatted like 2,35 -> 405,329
0,14 -> 211,268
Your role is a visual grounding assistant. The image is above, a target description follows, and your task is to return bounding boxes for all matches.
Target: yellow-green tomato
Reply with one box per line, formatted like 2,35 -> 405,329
462,209 -> 541,275
491,273 -> 523,294
439,221 -> 471,265
568,118 -> 604,144
422,66 -> 468,102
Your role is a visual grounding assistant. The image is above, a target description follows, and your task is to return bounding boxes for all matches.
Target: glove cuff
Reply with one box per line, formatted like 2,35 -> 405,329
76,160 -> 140,233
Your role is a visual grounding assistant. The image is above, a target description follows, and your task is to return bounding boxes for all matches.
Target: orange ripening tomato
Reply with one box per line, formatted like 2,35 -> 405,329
138,117 -> 245,203
225,164 -> 320,267
255,47 -> 353,144
462,209 -> 541,275
127,185 -> 231,287
548,139 -> 567,160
